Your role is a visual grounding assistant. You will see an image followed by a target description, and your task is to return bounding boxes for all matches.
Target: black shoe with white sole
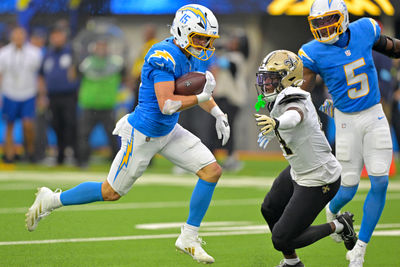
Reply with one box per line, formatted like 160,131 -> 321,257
337,211 -> 358,250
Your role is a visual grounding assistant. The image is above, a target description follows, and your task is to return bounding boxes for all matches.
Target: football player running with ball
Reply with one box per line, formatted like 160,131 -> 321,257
254,50 -> 356,267
25,4 -> 230,264
299,0 -> 400,266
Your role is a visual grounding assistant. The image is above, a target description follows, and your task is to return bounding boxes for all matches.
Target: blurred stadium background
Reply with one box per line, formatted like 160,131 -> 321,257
0,0 -> 399,161
0,1 -> 400,266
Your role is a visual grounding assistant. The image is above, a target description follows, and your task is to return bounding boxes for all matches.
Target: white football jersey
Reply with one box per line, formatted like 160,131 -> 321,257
270,87 -> 341,186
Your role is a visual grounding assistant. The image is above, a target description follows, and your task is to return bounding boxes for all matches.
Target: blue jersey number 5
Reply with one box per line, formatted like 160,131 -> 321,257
344,58 -> 370,99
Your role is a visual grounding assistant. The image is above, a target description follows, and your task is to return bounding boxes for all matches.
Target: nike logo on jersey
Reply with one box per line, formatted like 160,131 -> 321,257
155,62 -> 164,67
378,116 -> 384,120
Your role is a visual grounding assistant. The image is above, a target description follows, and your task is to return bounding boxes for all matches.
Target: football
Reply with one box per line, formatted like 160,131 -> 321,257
174,72 -> 206,96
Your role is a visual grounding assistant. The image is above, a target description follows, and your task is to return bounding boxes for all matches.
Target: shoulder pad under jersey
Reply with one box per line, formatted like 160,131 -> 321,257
146,43 -> 177,73
277,87 -> 309,105
278,94 -> 307,105
352,17 -> 381,43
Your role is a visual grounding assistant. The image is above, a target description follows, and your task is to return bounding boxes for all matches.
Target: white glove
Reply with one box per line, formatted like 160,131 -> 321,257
196,71 -> 216,103
216,114 -> 230,146
255,114 -> 279,135
112,114 -> 129,136
257,132 -> 270,149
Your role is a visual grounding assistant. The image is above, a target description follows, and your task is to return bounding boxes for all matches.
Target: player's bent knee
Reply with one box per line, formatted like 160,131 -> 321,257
197,162 -> 222,183
271,232 -> 289,252
101,181 -> 121,201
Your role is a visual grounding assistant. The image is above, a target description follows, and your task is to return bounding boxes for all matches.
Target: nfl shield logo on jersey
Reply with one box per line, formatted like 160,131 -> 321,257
345,50 -> 351,56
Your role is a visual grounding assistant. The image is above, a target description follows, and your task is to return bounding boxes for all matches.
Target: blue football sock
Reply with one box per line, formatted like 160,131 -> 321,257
359,175 -> 388,243
60,182 -> 104,206
329,184 -> 358,214
187,179 -> 217,227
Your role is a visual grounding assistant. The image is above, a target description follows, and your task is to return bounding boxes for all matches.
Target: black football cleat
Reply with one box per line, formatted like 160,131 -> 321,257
337,211 -> 358,250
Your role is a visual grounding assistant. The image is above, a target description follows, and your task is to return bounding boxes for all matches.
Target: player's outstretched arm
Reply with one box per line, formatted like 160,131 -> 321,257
373,34 -> 400,58
300,67 -> 317,92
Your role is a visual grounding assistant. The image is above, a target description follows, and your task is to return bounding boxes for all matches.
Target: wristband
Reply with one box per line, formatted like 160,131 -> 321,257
210,105 -> 224,118
196,92 -> 211,103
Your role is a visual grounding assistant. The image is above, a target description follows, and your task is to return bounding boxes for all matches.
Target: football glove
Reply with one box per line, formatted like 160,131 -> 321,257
255,114 -> 280,135
197,71 -> 216,103
216,113 -> 230,146
319,99 -> 334,118
257,132 -> 270,150
112,114 -> 129,137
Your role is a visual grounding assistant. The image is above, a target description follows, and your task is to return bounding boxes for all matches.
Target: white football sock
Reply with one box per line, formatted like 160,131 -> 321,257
285,257 -> 300,265
53,192 -> 63,209
333,219 -> 344,233
183,223 -> 199,235
355,239 -> 367,250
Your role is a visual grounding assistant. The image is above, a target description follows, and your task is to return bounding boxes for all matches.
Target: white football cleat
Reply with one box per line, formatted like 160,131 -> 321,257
175,227 -> 215,264
325,203 -> 343,243
25,187 -> 61,231
346,243 -> 366,267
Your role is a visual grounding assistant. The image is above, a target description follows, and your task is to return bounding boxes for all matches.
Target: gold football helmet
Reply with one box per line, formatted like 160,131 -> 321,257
256,50 -> 303,102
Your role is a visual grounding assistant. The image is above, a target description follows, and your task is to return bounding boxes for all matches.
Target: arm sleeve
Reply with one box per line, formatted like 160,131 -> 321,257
152,69 -> 175,83
276,109 -> 302,130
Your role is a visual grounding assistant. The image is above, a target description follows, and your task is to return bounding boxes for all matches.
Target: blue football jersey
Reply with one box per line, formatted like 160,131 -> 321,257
128,37 -> 210,137
299,18 -> 381,113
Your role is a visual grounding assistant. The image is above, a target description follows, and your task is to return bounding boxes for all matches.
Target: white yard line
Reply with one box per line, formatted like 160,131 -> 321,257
1,227 -> 399,246
2,193 -> 400,215
0,198 -> 261,214
0,171 -> 400,190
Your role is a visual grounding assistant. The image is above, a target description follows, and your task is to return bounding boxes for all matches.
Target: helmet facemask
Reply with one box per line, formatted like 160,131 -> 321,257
256,71 -> 284,103
186,32 -> 218,60
308,11 -> 344,44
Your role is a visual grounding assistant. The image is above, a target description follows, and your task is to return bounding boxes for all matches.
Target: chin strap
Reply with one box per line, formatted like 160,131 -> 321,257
255,94 -> 266,112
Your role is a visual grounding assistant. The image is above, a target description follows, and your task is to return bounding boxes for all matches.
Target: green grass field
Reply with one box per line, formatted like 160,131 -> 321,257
1,157 -> 399,267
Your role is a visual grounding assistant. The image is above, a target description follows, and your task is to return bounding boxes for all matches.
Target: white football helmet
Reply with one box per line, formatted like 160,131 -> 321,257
256,50 -> 303,102
170,4 -> 219,61
308,0 -> 349,44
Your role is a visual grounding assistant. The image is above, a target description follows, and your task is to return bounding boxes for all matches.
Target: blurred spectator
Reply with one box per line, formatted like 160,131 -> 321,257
29,27 -> 47,53
39,26 -> 79,165
209,34 -> 249,171
30,27 -> 48,162
77,39 -> 124,168
0,27 -> 42,163
0,23 -> 10,48
130,24 -> 158,110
